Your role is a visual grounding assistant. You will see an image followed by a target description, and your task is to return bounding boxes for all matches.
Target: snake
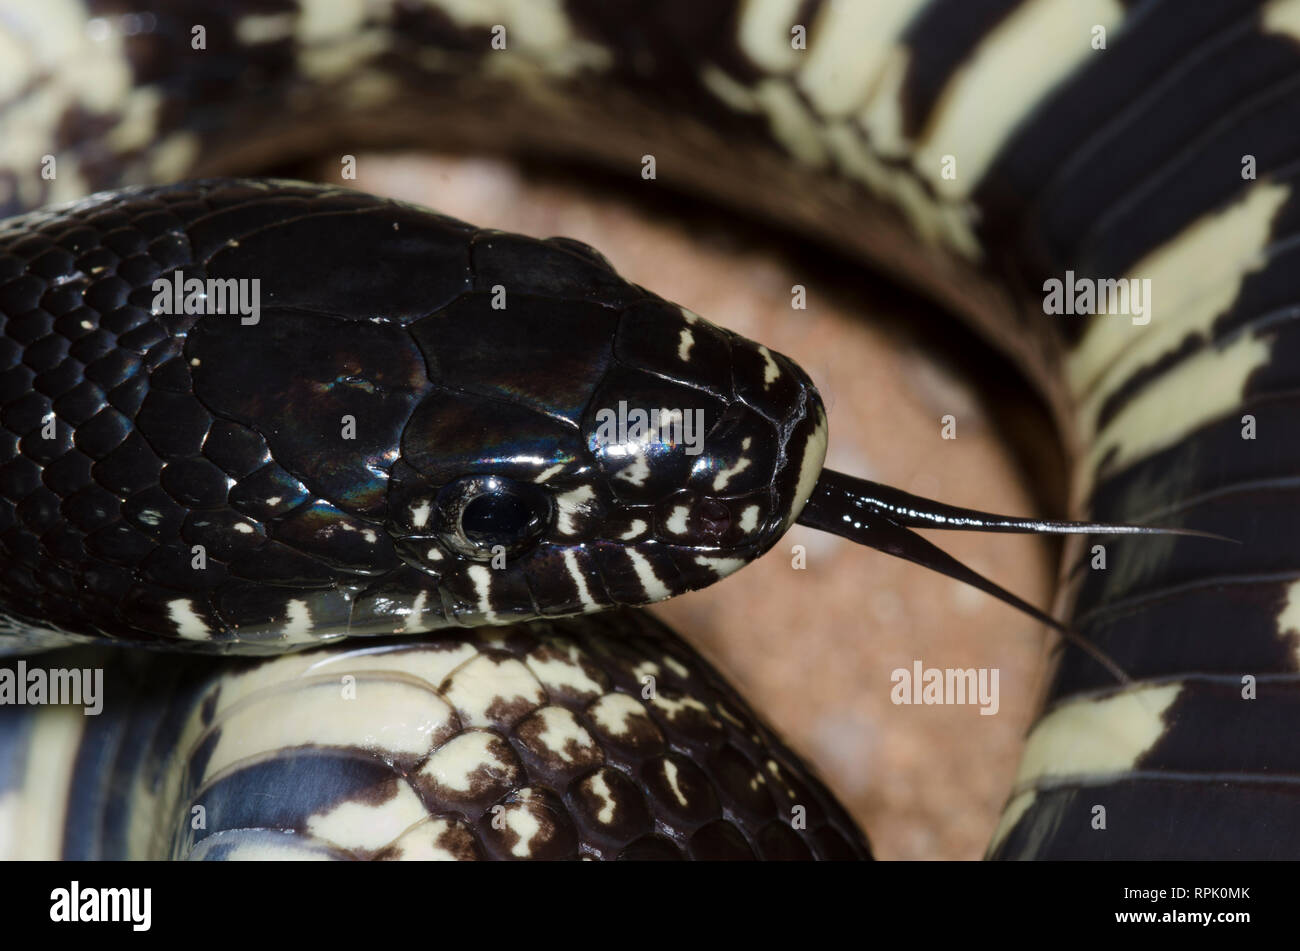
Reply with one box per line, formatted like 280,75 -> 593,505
0,0 -> 1296,861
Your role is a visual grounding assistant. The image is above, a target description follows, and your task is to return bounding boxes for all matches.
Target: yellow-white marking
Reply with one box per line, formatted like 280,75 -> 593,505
167,599 -> 212,641
384,818 -> 478,861
103,85 -> 162,153
472,627 -> 512,652
467,564 -> 498,623
701,65 -> 760,113
419,730 -> 521,793
426,0 -> 611,77
719,0 -> 1115,261
986,789 -> 1037,855
662,758 -> 689,807
1277,580 -> 1300,668
0,790 -> 16,859
625,548 -> 671,602
284,598 -> 316,642
525,705 -> 597,763
797,0 -> 922,117
587,692 -> 660,742
299,28 -> 389,82
662,655 -> 690,679
752,78 -> 829,167
738,0 -> 805,73
306,782 -> 428,852
651,693 -> 716,726
188,834 -> 336,861
857,47 -> 912,158
147,131 -> 200,182
585,770 -> 618,825
619,519 -> 647,540
1011,683 -> 1181,790
825,116 -> 974,255
1080,331 -> 1271,492
786,409 -> 828,528
304,641 -> 480,692
187,655 -> 336,720
1263,0 -> 1300,38
534,462 -> 565,483
295,0 -> 367,44
1069,181 -> 1289,398
555,485 -> 596,535
523,643 -> 605,699
739,504 -> 761,533
699,17 -> 984,260
562,548 -> 600,612
631,660 -> 661,683
2,706 -> 83,858
442,654 -> 545,726
401,589 -> 431,634
765,759 -> 797,798
916,0 -> 1125,200
409,499 -> 432,528
678,328 -> 695,362
614,451 -> 650,488
0,0 -> 135,208
235,12 -> 298,44
693,554 -> 748,579
0,20 -> 27,102
666,504 -> 690,535
712,455 -> 753,491
199,678 -> 453,780
503,789 -> 545,857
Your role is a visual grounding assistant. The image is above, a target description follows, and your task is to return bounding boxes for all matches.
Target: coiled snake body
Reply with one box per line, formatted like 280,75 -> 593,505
1,0 -> 1299,859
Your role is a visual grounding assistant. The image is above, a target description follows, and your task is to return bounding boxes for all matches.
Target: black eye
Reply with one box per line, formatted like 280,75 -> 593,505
435,476 -> 551,560
461,492 -> 542,546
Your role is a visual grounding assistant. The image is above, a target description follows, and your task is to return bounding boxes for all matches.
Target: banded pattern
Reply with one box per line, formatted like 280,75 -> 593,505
0,610 -> 868,859
584,0 -> 1300,859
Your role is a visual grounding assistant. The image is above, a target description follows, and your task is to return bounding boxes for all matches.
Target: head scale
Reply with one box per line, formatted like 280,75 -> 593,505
372,231 -> 827,630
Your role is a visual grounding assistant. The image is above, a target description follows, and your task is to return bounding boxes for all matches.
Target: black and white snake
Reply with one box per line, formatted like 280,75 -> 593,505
1,0 -> 1297,860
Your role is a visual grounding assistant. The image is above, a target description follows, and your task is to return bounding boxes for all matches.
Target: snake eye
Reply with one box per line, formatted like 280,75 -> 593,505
435,475 -> 551,560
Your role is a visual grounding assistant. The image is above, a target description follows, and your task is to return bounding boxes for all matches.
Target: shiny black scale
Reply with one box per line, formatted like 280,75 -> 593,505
0,179 -> 822,653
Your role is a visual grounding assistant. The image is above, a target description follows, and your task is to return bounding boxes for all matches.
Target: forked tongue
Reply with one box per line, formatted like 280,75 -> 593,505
795,469 -> 1232,684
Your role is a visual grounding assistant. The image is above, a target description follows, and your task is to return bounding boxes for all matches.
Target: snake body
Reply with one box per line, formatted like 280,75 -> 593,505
0,178 -> 851,860
2,0 -> 1300,859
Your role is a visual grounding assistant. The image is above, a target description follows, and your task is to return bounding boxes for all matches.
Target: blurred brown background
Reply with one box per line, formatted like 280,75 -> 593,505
322,153 -> 1065,859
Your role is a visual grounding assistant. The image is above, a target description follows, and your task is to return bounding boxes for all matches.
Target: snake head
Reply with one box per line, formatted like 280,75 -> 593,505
7,182 -> 832,648
379,232 -> 827,629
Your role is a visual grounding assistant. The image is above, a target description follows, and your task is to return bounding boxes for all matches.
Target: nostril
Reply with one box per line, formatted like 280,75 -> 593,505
698,498 -> 731,537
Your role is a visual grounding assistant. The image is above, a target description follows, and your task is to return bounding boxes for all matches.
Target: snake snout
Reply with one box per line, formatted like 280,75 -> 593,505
723,337 -> 830,538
